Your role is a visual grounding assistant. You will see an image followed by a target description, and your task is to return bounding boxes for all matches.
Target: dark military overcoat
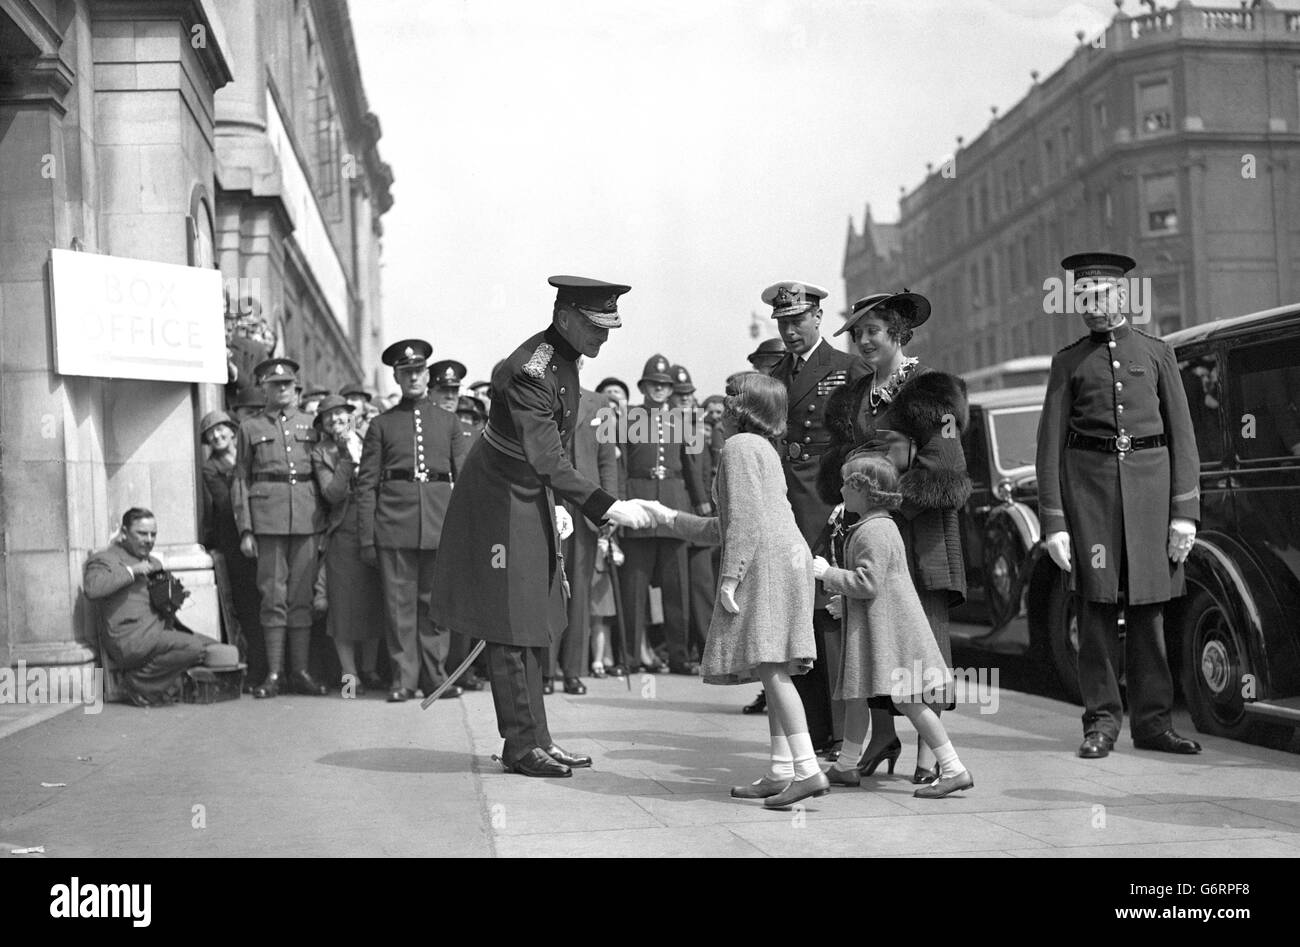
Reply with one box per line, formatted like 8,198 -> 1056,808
431,327 -> 616,646
1035,322 -> 1200,604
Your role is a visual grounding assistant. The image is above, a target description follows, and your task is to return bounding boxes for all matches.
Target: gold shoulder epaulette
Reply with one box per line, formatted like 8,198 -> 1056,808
523,342 -> 554,379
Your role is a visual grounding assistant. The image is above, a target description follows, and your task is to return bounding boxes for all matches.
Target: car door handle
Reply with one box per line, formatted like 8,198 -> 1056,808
972,504 -> 993,515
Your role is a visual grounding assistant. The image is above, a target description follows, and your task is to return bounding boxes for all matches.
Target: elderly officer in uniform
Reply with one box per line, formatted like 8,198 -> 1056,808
430,359 -> 467,414
231,357 -> 330,698
766,280 -> 856,752
1037,252 -> 1202,759
357,340 -> 472,703
431,276 -> 655,777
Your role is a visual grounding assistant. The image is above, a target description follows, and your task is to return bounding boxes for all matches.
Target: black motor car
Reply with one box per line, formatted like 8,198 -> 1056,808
966,307 -> 1300,742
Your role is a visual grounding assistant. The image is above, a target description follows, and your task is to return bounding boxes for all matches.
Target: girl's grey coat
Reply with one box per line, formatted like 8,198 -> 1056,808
670,433 -> 816,685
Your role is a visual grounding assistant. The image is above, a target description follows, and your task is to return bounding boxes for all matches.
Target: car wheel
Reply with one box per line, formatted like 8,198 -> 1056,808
983,521 -> 1025,628
1176,586 -> 1282,744
1044,575 -> 1083,705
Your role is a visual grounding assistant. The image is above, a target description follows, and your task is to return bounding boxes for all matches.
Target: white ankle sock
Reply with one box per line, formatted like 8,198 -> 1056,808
933,741 -> 964,778
766,734 -> 794,781
834,739 -> 863,772
787,733 -> 821,779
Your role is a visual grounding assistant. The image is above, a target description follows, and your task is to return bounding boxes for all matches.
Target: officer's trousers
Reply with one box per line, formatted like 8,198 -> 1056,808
377,547 -> 450,692
618,536 -> 688,666
486,642 -> 553,764
255,534 -> 318,631
1077,598 -> 1174,741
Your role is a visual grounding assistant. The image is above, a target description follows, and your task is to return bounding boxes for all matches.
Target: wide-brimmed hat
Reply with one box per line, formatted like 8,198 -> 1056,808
313,394 -> 355,427
835,290 -> 931,337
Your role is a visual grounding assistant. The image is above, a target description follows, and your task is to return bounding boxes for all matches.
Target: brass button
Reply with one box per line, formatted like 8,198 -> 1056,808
417,435 -> 424,443
1115,382 -> 1123,391
1117,405 -> 1125,414
807,404 -> 816,412
803,436 -> 811,444
559,387 -> 566,395
1108,341 -> 1117,349
804,420 -> 812,428
1112,360 -> 1120,370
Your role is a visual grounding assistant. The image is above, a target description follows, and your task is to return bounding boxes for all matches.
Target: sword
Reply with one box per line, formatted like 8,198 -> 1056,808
420,638 -> 486,709
605,537 -> 632,691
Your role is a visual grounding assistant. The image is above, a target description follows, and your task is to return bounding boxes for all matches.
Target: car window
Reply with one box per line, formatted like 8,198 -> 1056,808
1178,350 -> 1225,466
986,405 -> 1040,475
1228,338 -> 1300,462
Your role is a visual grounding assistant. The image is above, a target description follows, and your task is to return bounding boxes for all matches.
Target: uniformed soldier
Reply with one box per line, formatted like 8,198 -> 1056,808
430,359 -> 467,414
617,355 -> 705,675
231,357 -> 330,698
356,340 -> 472,703
748,337 -> 788,375
765,280 -> 856,751
1037,252 -> 1202,758
430,275 -> 655,777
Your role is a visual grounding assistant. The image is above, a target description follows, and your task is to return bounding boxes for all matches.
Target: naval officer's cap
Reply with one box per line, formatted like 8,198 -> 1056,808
549,275 -> 631,329
1060,252 -> 1136,280
430,359 -> 467,390
835,289 -> 931,337
762,281 -> 828,319
255,357 -> 300,385
382,339 -> 433,370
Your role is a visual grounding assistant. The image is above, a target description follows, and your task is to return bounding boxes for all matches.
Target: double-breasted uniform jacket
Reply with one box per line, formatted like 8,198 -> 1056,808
819,364 -> 972,603
231,407 -> 323,537
431,326 -> 617,647
769,339 -> 858,547
355,395 -> 469,551
619,402 -> 707,539
1035,321 -> 1200,604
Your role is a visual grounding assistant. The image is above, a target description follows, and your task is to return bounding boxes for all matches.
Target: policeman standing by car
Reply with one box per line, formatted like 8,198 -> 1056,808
430,276 -> 655,777
231,357 -> 330,698
1036,252 -> 1202,758
357,340 -> 473,703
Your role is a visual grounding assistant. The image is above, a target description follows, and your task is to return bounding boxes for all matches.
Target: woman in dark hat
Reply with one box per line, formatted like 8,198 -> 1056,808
311,395 -> 385,694
817,291 -> 972,784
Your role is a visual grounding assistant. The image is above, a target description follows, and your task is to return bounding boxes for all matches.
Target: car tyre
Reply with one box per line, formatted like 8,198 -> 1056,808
983,520 -> 1026,629
1043,574 -> 1083,705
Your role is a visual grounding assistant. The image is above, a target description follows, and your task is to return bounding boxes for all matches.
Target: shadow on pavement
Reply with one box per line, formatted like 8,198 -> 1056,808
316,747 -> 472,773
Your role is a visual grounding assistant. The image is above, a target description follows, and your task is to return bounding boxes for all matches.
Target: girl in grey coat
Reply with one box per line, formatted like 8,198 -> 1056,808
813,454 -> 973,799
644,372 -> 829,810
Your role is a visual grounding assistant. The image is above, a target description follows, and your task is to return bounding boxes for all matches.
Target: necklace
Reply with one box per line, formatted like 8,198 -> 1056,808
867,355 -> 920,411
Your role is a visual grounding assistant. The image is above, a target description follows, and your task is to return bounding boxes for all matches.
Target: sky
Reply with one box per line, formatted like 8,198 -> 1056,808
347,0 -> 1289,399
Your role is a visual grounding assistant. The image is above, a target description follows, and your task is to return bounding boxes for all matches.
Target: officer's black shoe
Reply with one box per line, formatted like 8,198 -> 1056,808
668,660 -> 700,676
387,687 -> 415,703
253,673 -> 281,699
437,685 -> 463,700
545,744 -> 592,768
542,678 -> 555,695
505,748 -> 571,778
1077,732 -> 1115,759
288,669 -> 328,696
1133,729 -> 1202,754
563,676 -> 587,695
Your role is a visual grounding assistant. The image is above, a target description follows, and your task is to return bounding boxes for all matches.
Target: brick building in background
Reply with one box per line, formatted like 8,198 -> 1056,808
0,0 -> 390,672
844,0 -> 1300,376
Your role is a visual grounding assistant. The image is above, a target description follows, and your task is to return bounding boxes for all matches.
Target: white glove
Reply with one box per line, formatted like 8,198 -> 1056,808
719,577 -> 740,614
1168,517 -> 1196,564
555,506 -> 574,541
606,500 -> 653,531
811,555 -> 830,581
636,499 -> 677,526
1045,531 -> 1071,573
826,594 -> 843,620
341,431 -> 363,464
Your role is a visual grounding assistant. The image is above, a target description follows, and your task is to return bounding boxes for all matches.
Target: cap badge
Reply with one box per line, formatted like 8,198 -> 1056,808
403,347 -> 414,358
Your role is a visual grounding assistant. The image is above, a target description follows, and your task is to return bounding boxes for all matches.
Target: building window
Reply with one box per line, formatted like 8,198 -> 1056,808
1018,157 -> 1029,195
1143,173 -> 1179,234
1100,188 -> 1114,232
1092,97 -> 1108,153
1138,76 -> 1173,136
1008,242 -> 1020,291
970,262 -> 982,308
1022,234 -> 1035,289
1003,168 -> 1016,211
984,255 -> 996,304
979,182 -> 990,228
966,193 -> 977,238
1059,125 -> 1073,175
1043,138 -> 1055,182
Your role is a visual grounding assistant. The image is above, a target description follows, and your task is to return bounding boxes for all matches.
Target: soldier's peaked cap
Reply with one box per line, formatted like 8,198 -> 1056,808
430,359 -> 467,388
639,354 -> 673,386
382,339 -> 433,369
835,289 -> 931,337
255,357 -> 300,384
549,275 -> 631,329
1061,252 -> 1136,280
762,281 -> 828,318
670,365 -> 695,394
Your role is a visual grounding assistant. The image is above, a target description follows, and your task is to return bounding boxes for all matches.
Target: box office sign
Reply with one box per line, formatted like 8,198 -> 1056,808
50,249 -> 226,383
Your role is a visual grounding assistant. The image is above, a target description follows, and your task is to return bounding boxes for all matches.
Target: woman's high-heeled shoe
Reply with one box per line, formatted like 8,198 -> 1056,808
591,662 -> 607,679
858,737 -> 903,776
911,765 -> 939,785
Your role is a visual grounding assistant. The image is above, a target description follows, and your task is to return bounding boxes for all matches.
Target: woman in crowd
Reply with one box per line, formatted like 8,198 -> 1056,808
644,372 -> 827,810
818,291 -> 971,783
311,395 -> 385,694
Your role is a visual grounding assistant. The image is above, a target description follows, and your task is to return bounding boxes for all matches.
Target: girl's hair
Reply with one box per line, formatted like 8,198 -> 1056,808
840,453 -> 903,511
723,371 -> 787,441
850,304 -> 913,348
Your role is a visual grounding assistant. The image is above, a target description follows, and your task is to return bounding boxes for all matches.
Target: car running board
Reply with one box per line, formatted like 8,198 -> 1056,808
1241,697 -> 1300,725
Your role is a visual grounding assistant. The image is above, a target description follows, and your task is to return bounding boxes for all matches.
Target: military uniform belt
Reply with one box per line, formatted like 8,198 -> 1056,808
483,424 -> 527,462
783,441 -> 830,461
1066,431 -> 1166,453
381,469 -> 452,483
252,473 -> 314,485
